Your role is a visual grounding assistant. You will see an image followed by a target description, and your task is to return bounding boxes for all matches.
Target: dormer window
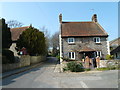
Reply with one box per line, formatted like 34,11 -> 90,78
68,38 -> 75,43
94,37 -> 100,43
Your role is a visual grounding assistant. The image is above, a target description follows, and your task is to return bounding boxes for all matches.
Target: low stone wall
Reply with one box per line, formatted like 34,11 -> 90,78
100,60 -> 119,68
30,56 -> 46,65
2,55 -> 46,72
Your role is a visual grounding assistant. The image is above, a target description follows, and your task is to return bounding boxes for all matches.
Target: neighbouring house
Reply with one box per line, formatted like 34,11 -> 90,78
59,14 -> 110,63
111,45 -> 120,59
109,37 -> 120,51
110,37 -> 120,59
9,26 -> 30,57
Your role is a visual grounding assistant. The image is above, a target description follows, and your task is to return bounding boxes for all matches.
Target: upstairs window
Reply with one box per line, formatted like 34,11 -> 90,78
94,37 -> 100,43
68,38 -> 75,43
68,52 -> 75,59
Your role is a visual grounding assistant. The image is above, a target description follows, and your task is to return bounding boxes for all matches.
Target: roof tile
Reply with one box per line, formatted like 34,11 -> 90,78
61,22 -> 108,37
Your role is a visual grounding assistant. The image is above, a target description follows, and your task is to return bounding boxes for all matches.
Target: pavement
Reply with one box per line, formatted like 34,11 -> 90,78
1,57 -> 119,88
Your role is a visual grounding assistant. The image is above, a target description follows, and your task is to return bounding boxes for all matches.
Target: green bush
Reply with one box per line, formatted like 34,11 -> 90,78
2,49 -> 15,64
62,57 -> 78,62
105,54 -> 114,60
56,55 -> 60,60
66,62 -> 84,72
63,67 -> 69,71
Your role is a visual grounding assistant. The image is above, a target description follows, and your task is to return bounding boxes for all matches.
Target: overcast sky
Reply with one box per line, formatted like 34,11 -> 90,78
1,2 -> 118,41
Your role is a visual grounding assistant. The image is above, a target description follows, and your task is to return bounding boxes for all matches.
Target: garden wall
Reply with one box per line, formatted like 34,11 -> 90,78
2,55 -> 46,72
100,60 -> 119,68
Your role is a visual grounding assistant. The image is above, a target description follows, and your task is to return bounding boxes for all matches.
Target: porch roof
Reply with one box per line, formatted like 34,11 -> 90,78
79,46 -> 96,52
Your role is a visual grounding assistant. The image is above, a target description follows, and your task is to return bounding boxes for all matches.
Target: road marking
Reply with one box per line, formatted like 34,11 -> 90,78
80,81 -> 88,88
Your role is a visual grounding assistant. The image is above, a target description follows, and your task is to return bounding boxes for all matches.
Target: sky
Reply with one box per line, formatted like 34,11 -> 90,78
1,2 -> 118,41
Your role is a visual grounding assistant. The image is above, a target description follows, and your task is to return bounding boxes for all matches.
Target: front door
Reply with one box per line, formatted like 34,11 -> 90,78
84,52 -> 96,68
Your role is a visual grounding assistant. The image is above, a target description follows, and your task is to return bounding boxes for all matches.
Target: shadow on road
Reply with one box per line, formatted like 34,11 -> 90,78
2,57 -> 58,86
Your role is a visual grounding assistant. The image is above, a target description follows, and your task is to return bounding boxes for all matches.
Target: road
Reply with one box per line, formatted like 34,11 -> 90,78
2,57 -> 118,88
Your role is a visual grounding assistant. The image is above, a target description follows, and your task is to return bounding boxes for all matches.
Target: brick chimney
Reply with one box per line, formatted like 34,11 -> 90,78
59,14 -> 62,23
92,14 -> 97,22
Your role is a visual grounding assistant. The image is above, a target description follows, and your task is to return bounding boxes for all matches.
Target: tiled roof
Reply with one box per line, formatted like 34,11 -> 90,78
61,22 -> 108,37
79,46 -> 96,52
109,37 -> 120,46
10,26 -> 30,41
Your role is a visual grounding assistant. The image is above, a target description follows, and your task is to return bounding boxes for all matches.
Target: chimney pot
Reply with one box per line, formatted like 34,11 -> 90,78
92,14 -> 97,22
59,14 -> 62,23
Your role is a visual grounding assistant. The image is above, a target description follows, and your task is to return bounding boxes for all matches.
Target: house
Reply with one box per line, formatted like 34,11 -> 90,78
109,37 -> 120,51
110,37 -> 120,59
111,45 -> 120,59
59,14 -> 110,63
9,26 -> 30,57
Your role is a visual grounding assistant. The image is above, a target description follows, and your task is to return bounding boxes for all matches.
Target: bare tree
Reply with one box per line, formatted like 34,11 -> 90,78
50,31 -> 59,56
7,20 -> 24,28
40,26 -> 50,53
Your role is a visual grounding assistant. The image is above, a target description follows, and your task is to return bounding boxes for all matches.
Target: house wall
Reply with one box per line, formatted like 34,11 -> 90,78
9,43 -> 20,57
62,37 -> 108,60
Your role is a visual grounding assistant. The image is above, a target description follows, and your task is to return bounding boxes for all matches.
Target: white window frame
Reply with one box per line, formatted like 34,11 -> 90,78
68,38 -> 75,44
93,37 -> 100,43
96,51 -> 101,57
68,52 -> 75,59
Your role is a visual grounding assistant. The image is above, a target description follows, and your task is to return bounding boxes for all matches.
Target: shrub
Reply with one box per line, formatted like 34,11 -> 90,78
62,57 -> 78,62
105,54 -> 114,60
2,18 -> 12,49
63,67 -> 69,71
2,49 -> 15,64
56,55 -> 60,60
66,62 -> 84,72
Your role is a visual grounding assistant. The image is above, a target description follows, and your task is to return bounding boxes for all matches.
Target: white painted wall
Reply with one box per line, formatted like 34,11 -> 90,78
107,41 -> 110,55
9,43 -> 20,57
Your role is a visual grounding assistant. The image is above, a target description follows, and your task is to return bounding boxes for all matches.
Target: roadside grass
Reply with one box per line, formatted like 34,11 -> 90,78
96,67 -> 109,71
96,66 -> 120,71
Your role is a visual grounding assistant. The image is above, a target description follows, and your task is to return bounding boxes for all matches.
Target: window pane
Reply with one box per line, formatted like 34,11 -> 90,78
98,51 -> 100,56
94,38 -> 96,42
69,52 -> 71,58
95,52 -> 97,57
68,38 -> 74,43
97,38 -> 99,42
72,52 -> 74,58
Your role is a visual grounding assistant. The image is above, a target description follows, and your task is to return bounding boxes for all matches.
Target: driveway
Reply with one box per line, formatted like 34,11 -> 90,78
2,57 -> 118,88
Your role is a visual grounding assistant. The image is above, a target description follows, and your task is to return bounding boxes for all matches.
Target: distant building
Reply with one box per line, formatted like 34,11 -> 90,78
109,37 -> 120,50
110,37 -> 120,59
59,14 -> 110,63
9,26 -> 30,57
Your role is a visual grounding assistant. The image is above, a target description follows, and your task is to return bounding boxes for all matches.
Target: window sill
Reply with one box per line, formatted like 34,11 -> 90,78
68,43 -> 75,45
95,42 -> 101,44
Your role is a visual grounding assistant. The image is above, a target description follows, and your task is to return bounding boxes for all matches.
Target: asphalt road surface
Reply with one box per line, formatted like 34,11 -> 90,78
2,57 -> 119,88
